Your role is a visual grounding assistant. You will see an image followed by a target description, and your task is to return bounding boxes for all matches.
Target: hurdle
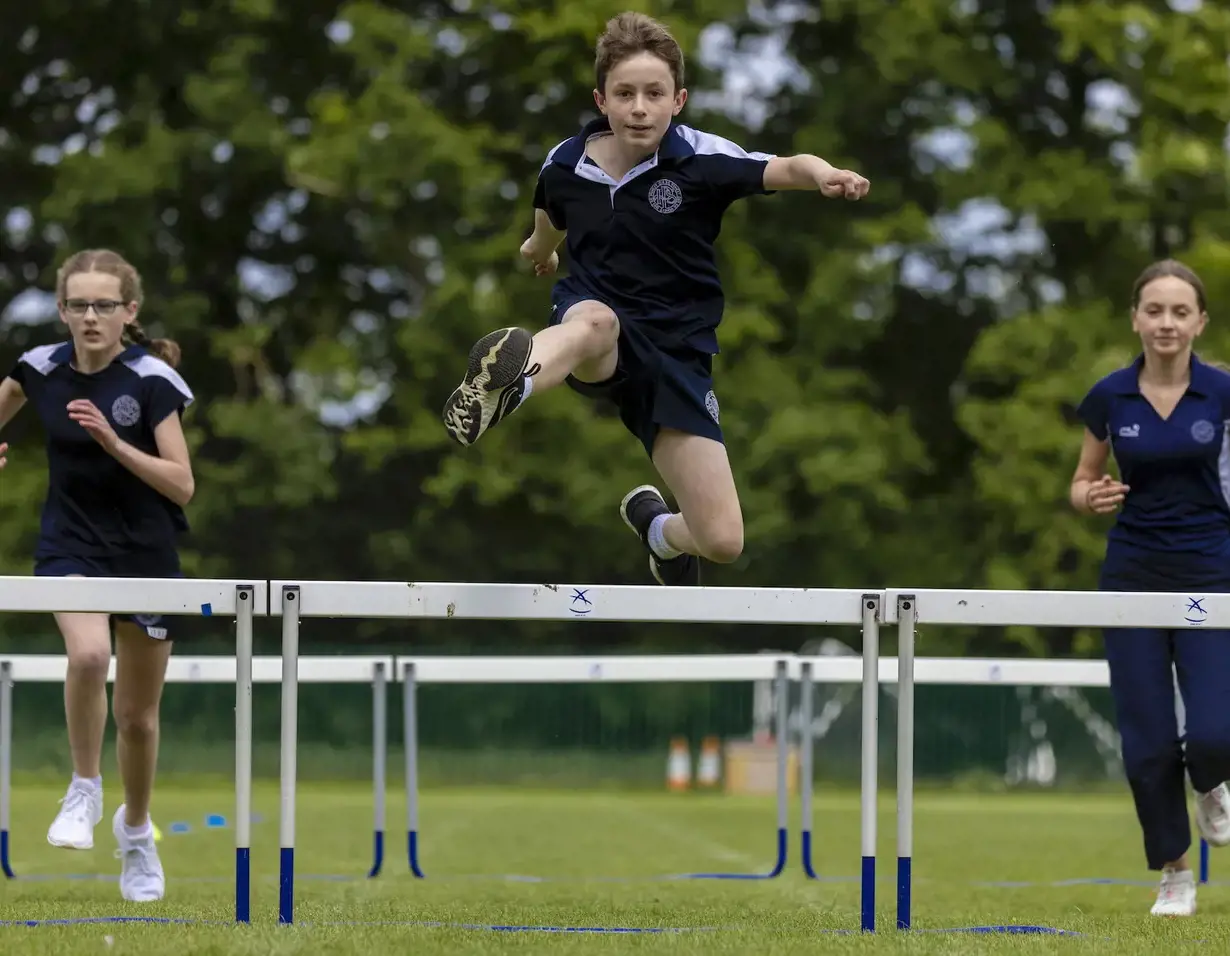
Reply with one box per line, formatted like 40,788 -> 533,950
0,576 -> 263,923
398,653 -> 793,881
0,653 -> 393,883
270,580 -> 876,925
881,588 -> 1230,931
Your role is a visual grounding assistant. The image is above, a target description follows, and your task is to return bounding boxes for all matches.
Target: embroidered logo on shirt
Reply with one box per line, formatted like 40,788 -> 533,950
648,179 -> 683,215
111,395 -> 141,427
1191,420 -> 1215,444
704,389 -> 719,424
1118,424 -> 1139,438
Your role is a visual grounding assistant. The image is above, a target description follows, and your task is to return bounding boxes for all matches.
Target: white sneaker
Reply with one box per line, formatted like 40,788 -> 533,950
47,779 -> 103,849
113,805 -> 165,902
1196,783 -> 1230,846
1151,866 -> 1196,916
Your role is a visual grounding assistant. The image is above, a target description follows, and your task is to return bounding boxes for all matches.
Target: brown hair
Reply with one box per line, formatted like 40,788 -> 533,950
56,249 -> 181,368
1131,258 -> 1208,313
595,12 -> 685,94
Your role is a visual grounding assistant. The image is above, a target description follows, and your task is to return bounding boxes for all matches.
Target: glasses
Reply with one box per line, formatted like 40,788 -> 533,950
62,299 -> 127,317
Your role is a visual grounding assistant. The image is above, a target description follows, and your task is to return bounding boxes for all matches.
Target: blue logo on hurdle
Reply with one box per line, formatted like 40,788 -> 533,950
1185,597 -> 1208,626
569,588 -> 593,615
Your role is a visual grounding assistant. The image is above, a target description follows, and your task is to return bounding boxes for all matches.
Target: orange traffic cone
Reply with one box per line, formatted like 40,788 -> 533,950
667,736 -> 692,791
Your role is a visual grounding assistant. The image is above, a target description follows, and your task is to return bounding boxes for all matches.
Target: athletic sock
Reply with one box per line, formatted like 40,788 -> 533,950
123,818 -> 153,841
647,513 -> 682,560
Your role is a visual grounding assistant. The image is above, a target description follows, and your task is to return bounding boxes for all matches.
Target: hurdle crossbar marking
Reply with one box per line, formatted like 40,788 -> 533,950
268,580 -> 868,625
883,588 -> 1230,628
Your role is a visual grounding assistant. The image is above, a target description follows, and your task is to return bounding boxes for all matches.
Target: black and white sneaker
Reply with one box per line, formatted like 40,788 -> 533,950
619,484 -> 701,586
443,327 -> 534,446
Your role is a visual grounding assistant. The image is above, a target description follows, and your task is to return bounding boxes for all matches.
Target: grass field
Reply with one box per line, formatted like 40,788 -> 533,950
0,781 -> 1226,953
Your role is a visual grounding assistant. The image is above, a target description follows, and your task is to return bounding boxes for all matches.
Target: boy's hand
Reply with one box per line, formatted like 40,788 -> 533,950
817,167 -> 870,200
520,237 -> 559,276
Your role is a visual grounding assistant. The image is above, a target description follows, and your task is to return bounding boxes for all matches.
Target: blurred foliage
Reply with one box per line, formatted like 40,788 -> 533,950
1,0 -> 1228,665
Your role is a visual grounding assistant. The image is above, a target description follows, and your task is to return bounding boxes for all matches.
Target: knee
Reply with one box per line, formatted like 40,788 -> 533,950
695,523 -> 744,565
66,647 -> 111,684
566,303 -> 619,351
112,699 -> 158,742
1122,737 -> 1183,782
1184,730 -> 1230,772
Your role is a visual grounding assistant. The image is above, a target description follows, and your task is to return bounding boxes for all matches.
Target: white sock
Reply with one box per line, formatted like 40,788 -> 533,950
123,818 -> 153,840
520,375 -> 534,402
73,773 -> 101,790
647,513 -> 681,560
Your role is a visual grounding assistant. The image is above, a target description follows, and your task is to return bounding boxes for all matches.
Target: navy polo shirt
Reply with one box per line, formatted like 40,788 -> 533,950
6,342 -> 194,559
534,118 -> 775,353
1077,354 -> 1230,555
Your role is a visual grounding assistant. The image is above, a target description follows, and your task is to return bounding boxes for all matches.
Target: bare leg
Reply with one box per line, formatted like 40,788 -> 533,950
526,301 -> 620,391
650,428 -> 744,564
112,621 -> 172,828
55,608 -> 112,779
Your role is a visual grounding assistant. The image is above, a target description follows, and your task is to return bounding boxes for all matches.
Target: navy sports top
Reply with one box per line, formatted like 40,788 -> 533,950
534,118 -> 775,354
1076,353 -> 1230,555
6,342 -> 194,559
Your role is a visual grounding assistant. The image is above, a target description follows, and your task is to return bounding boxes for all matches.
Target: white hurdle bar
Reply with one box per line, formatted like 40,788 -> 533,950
398,653 -> 794,881
0,654 -> 393,883
270,580 -> 876,924
882,588 -> 1230,932
0,576 -> 263,923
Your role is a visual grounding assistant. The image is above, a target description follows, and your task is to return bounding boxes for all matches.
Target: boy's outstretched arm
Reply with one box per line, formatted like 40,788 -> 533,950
763,154 -> 870,199
520,208 -> 568,276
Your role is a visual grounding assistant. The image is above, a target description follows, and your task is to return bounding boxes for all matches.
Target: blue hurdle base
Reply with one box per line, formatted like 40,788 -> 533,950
860,855 -> 875,932
1,830 -> 13,879
279,847 -> 294,925
897,856 -> 912,930
801,830 -> 817,879
408,830 -> 425,878
367,830 -> 383,878
235,847 -> 250,924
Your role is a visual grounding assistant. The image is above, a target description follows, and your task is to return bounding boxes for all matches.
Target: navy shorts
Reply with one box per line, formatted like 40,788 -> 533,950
34,551 -> 183,641
550,295 -> 723,458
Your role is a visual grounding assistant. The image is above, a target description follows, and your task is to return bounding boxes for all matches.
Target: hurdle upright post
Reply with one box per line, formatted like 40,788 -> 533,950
860,593 -> 880,932
0,660 -> 11,879
234,585 -> 255,923
404,660 -> 424,878
895,594 -> 916,931
771,658 -> 788,876
279,585 -> 301,925
369,660 -> 387,878
799,660 -> 816,878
